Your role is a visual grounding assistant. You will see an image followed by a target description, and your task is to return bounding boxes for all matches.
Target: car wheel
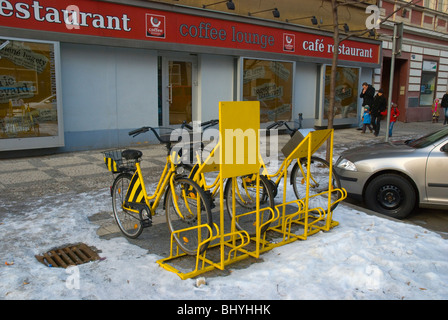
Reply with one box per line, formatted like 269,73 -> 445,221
365,174 -> 416,219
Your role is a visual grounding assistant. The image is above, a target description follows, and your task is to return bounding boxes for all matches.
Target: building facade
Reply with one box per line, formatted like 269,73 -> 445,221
0,0 -> 381,152
377,0 -> 448,123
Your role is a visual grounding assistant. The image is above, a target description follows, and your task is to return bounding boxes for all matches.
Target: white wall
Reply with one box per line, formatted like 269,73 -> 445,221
60,43 -> 158,149
294,61 -> 318,127
198,54 -> 234,122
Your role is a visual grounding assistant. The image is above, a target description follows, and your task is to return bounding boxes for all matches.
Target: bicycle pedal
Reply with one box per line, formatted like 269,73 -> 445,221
141,218 -> 152,228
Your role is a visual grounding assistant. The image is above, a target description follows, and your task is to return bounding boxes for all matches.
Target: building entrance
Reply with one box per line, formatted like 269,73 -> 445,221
159,54 -> 197,126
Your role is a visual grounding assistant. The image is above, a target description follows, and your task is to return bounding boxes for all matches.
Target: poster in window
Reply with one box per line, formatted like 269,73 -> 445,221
0,39 -> 59,141
242,59 -> 293,122
323,66 -> 359,120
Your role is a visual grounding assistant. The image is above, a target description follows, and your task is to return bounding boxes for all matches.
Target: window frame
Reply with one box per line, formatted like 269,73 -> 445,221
238,57 -> 295,124
0,37 -> 64,151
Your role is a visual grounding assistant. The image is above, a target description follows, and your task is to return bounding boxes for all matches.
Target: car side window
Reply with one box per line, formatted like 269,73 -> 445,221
407,128 -> 448,148
441,143 -> 448,153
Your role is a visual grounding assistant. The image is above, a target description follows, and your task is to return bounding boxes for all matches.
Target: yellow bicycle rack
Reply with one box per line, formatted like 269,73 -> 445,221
268,128 -> 347,245
157,101 -> 346,279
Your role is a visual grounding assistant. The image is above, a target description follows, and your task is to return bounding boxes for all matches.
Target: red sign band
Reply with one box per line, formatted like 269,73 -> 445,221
0,0 -> 380,64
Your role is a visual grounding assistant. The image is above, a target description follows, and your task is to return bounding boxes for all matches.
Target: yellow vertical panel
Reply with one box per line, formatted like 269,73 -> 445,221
219,101 -> 260,179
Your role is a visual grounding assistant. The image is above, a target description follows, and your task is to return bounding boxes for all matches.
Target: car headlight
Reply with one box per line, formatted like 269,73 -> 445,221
336,158 -> 357,171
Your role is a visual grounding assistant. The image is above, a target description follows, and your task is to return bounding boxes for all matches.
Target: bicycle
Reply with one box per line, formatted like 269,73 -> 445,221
103,126 -> 213,256
262,120 -> 342,214
180,120 -> 276,237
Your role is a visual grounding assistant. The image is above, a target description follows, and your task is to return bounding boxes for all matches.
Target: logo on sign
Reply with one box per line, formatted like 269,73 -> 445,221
283,33 -> 295,52
146,14 -> 166,38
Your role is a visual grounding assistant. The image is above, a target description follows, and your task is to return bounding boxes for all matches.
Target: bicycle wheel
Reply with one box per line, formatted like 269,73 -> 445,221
224,175 -> 275,236
165,177 -> 213,255
291,156 -> 342,213
111,172 -> 144,238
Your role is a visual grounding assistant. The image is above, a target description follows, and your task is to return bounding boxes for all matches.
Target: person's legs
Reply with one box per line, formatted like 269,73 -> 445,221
375,118 -> 381,136
389,121 -> 395,136
444,108 -> 448,125
371,116 -> 377,134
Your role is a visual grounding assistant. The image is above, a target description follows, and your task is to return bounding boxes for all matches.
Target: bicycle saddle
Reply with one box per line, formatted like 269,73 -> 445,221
122,149 -> 143,160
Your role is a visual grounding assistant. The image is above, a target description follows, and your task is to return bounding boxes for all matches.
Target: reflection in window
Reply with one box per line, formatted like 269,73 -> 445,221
0,39 -> 57,139
242,59 -> 293,122
324,66 -> 359,120
420,72 -> 437,106
169,61 -> 192,125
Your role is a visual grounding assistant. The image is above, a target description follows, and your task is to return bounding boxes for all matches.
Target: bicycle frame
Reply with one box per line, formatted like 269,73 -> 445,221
259,153 -> 292,187
122,151 -> 181,217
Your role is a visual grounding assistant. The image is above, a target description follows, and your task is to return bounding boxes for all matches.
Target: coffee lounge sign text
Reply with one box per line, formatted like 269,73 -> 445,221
180,21 -> 374,59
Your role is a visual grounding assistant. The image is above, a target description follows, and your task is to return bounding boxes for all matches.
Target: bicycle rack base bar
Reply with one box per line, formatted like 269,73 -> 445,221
156,198 -> 343,280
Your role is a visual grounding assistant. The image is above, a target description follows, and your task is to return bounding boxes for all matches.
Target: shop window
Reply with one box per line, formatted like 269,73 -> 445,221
242,58 -> 293,122
0,38 -> 62,150
420,60 -> 437,106
323,65 -> 359,120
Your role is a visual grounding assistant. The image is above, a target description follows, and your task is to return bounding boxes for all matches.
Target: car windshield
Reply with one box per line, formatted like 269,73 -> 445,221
406,127 -> 448,148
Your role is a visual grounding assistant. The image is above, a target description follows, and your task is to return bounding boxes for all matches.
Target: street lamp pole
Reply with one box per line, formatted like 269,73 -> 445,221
385,22 -> 402,142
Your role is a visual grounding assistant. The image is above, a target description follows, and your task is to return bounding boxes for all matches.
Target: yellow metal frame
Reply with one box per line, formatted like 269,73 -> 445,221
157,102 -> 346,279
268,129 -> 346,243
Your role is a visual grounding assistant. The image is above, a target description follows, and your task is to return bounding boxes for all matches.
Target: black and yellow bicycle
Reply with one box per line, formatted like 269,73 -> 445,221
103,126 -> 213,255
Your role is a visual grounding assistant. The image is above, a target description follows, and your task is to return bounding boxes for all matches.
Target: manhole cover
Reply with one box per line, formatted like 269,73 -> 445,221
35,243 -> 101,268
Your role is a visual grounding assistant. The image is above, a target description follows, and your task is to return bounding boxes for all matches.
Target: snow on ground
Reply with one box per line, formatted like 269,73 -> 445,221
1,184 -> 448,300
1,129 -> 447,301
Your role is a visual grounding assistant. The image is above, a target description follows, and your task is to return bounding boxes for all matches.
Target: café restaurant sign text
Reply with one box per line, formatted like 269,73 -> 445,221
0,0 -> 380,64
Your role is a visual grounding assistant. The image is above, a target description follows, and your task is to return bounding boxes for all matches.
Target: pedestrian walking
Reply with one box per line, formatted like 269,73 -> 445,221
360,82 -> 375,107
371,88 -> 387,136
358,82 -> 375,129
361,105 -> 373,134
432,98 -> 440,123
441,91 -> 448,125
382,102 -> 400,137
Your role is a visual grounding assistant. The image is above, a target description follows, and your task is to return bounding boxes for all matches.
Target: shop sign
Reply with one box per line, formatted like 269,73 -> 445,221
0,0 -> 380,64
422,61 -> 437,72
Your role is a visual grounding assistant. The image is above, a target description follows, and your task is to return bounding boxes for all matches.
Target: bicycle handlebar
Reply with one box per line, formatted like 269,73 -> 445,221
202,119 -> 219,127
128,126 -> 150,137
128,126 -> 168,144
181,121 -> 193,130
266,121 -> 285,130
181,119 -> 219,131
130,118 -> 297,140
129,119 -> 219,143
266,121 -> 297,135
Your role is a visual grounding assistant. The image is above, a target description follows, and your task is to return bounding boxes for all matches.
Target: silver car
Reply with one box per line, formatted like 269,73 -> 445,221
334,126 -> 448,219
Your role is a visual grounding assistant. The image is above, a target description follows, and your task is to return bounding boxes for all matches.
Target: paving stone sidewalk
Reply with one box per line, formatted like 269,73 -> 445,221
0,121 -> 443,199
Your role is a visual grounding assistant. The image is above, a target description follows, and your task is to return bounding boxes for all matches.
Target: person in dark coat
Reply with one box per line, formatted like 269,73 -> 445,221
371,88 -> 387,136
360,82 -> 375,107
441,91 -> 448,125
358,82 -> 375,128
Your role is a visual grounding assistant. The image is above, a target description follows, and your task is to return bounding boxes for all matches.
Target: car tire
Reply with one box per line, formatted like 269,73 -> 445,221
365,174 -> 416,219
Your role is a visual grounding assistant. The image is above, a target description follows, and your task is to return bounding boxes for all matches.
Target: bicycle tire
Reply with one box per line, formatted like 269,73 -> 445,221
165,177 -> 213,255
111,172 -> 144,238
224,175 -> 275,236
291,156 -> 342,213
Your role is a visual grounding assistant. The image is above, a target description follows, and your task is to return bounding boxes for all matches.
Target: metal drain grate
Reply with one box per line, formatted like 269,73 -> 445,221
35,243 -> 101,268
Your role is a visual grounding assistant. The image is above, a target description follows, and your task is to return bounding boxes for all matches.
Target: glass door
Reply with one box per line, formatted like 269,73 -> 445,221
159,55 -> 196,126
